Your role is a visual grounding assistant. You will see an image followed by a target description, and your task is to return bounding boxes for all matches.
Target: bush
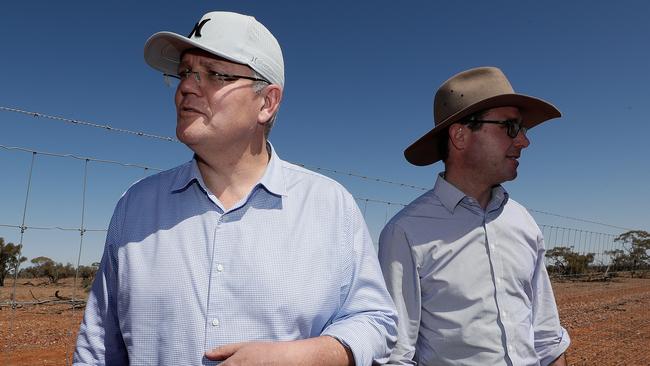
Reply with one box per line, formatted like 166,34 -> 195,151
546,246 -> 595,276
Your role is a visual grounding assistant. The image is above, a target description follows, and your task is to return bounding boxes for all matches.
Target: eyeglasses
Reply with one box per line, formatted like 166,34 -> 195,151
163,69 -> 269,88
465,118 -> 527,138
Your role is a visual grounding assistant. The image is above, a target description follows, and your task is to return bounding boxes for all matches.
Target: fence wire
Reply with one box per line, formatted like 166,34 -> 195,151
0,142 -> 647,366
1,105 -> 639,232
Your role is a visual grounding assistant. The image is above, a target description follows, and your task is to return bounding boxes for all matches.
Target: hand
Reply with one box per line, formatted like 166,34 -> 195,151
205,336 -> 354,366
205,341 -> 294,365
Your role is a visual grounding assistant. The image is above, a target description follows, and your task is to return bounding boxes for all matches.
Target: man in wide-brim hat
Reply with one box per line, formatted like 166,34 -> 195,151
379,66 -> 570,366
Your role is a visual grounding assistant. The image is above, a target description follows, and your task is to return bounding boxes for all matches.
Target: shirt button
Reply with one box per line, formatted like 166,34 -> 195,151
496,278 -> 502,284
211,318 -> 220,327
216,264 -> 224,272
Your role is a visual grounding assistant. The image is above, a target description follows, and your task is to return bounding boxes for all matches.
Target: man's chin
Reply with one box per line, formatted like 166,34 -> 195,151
498,170 -> 518,184
176,126 -> 200,146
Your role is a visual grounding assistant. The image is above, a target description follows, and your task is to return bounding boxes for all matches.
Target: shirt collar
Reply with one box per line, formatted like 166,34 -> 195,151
433,173 -> 466,213
170,142 -> 288,197
170,159 -> 201,193
433,172 -> 509,213
257,142 -> 288,197
487,184 -> 509,212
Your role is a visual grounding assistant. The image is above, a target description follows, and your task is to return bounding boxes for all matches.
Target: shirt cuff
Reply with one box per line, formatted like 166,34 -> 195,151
540,327 -> 571,366
322,321 -> 390,366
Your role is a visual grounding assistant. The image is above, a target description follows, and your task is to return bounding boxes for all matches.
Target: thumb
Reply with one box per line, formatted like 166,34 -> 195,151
205,342 -> 245,360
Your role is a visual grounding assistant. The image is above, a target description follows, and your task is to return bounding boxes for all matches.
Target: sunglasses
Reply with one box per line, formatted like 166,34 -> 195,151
465,118 -> 527,138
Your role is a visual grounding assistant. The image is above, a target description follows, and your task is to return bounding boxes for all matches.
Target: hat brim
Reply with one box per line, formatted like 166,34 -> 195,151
404,93 -> 561,166
143,31 -> 250,75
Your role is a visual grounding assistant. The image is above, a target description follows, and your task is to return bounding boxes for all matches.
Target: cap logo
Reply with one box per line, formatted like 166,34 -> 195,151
187,18 -> 211,38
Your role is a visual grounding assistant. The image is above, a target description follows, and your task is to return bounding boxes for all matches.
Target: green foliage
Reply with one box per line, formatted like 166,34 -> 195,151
25,256 -> 75,284
606,230 -> 650,275
545,246 -> 595,275
78,262 -> 99,289
30,256 -> 54,266
0,237 -> 27,286
19,256 -> 99,287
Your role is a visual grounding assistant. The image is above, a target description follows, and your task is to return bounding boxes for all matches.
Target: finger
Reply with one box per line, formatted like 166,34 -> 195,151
205,342 -> 246,360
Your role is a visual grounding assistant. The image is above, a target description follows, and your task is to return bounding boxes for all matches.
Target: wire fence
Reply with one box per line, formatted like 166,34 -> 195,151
1,107 -> 648,365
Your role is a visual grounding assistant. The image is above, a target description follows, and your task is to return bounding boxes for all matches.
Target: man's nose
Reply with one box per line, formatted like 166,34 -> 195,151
513,130 -> 530,148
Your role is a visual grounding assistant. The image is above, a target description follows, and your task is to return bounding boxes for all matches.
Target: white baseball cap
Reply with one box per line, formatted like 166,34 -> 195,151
144,11 -> 284,87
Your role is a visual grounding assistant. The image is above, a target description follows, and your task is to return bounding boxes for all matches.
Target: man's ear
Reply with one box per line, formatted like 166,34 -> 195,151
258,85 -> 283,125
449,123 -> 467,150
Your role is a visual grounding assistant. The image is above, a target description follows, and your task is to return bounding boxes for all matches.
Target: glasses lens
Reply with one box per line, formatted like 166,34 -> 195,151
507,121 -> 525,138
508,122 -> 518,138
163,74 -> 180,88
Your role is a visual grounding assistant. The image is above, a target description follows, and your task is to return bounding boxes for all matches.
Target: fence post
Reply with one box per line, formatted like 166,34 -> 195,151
5,151 -> 37,366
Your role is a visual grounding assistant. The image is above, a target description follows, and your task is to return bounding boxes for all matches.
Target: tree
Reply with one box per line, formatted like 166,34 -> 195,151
0,237 -> 27,286
606,230 -> 650,275
29,256 -> 75,284
604,248 -> 627,268
78,262 -> 99,289
545,246 -> 595,276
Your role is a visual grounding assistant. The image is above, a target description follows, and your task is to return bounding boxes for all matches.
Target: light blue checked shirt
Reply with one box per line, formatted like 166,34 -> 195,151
74,146 -> 397,365
378,174 -> 570,366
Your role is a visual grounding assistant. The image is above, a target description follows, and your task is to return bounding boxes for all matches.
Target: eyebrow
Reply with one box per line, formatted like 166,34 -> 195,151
178,59 -> 222,68
199,59 -> 225,69
179,60 -> 246,78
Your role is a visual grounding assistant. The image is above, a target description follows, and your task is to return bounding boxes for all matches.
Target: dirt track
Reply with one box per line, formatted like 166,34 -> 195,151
1,277 -> 649,365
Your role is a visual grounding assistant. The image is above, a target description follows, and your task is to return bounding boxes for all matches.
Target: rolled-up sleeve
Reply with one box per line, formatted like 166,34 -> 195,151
321,197 -> 398,366
378,222 -> 420,366
533,234 -> 571,366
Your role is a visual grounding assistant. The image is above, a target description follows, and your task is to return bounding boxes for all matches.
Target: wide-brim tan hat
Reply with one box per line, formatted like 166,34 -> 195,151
404,66 -> 561,166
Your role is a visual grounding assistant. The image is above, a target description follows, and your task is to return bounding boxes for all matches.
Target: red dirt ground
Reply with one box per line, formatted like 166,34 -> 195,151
553,277 -> 650,365
1,277 -> 649,365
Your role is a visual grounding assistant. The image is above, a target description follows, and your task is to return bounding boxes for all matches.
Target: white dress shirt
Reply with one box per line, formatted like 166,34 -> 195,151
379,174 -> 569,366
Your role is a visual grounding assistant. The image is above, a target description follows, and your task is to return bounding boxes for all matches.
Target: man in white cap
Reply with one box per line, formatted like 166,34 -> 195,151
378,67 -> 570,366
74,11 -> 397,365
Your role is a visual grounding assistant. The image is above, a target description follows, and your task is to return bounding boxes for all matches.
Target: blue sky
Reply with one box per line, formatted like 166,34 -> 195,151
1,1 -> 649,265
